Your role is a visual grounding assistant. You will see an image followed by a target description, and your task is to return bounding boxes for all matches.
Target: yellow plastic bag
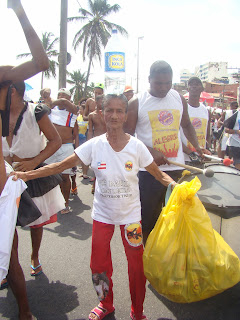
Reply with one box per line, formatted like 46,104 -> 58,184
143,177 -> 240,303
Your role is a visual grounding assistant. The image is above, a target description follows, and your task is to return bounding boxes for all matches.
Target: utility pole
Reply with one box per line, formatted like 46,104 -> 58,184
59,0 -> 68,89
136,36 -> 143,93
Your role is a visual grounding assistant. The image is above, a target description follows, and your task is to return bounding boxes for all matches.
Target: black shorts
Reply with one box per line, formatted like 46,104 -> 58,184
139,170 -> 183,233
226,146 -> 240,165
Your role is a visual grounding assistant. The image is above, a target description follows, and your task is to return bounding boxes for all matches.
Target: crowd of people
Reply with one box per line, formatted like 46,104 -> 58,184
1,2 -> 240,320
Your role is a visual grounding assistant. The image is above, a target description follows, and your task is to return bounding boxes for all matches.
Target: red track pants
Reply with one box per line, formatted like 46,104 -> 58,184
90,220 -> 146,320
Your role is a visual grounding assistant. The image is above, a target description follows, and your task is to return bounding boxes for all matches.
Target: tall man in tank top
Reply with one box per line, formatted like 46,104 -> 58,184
46,88 -> 78,214
125,60 -> 203,244
181,77 -> 211,163
0,1 -> 50,318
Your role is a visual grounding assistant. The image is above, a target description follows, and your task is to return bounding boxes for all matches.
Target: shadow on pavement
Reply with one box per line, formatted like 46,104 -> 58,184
149,282 -> 240,320
0,273 -> 80,320
43,196 -> 92,241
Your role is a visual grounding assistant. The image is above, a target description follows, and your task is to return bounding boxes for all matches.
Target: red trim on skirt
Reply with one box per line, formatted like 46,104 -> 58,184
30,213 -> 57,228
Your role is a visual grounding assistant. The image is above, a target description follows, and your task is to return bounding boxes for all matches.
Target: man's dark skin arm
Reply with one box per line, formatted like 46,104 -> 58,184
83,98 -> 95,121
180,96 -> 203,156
206,109 -> 211,148
73,121 -> 79,147
51,99 -> 77,114
124,96 -> 169,165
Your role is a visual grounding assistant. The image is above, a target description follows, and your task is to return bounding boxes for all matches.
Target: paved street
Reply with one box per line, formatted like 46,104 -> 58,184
0,173 -> 240,320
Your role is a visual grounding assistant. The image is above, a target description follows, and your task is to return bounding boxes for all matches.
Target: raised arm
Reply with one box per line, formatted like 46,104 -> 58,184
51,99 -> 77,114
1,0 -> 49,83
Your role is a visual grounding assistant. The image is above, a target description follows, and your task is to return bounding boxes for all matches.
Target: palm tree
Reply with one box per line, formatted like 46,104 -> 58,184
17,32 -> 59,89
67,71 -> 95,104
67,70 -> 87,104
68,0 -> 128,95
86,81 -> 95,97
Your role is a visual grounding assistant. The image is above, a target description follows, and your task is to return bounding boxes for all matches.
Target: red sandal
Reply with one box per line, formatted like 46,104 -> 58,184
130,310 -> 148,320
88,304 -> 114,320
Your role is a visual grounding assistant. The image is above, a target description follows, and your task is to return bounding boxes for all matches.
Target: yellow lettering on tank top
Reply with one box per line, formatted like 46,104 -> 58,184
187,117 -> 207,151
148,109 -> 180,157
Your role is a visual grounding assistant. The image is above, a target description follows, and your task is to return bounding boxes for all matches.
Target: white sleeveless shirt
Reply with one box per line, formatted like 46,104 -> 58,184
181,103 -> 209,161
136,89 -> 184,171
227,111 -> 240,147
49,106 -> 77,128
2,103 -> 45,159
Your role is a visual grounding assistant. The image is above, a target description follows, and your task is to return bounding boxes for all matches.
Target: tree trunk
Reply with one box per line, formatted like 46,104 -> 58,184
59,0 -> 68,89
41,72 -> 44,89
84,53 -> 93,97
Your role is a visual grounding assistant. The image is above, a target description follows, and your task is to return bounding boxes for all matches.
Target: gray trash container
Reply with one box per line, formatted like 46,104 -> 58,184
178,164 -> 240,258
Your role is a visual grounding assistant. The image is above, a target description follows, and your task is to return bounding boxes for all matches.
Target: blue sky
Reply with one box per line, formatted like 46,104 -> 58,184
0,0 -> 239,100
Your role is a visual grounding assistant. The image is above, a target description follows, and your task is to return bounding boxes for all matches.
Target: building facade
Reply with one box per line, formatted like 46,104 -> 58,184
195,62 -> 228,82
180,69 -> 194,84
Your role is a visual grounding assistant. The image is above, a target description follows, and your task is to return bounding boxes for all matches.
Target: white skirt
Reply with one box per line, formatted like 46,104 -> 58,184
27,185 -> 65,227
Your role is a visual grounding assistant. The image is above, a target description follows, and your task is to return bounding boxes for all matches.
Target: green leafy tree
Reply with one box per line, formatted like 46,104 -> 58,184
17,32 -> 59,89
67,71 -> 95,104
67,70 -> 87,104
68,0 -> 128,95
86,81 -> 95,97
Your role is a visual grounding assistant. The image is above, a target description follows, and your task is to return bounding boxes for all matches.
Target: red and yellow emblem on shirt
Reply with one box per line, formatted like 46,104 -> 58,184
125,161 -> 133,171
124,222 -> 143,247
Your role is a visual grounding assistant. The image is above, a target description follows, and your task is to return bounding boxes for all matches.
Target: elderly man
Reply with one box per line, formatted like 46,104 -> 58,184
46,88 -> 78,214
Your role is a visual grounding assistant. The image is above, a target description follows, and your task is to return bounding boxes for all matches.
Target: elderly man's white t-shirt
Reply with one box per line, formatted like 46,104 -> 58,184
75,134 -> 153,225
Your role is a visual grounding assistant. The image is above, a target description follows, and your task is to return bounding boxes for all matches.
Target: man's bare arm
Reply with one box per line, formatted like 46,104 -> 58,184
180,96 -> 203,155
73,121 -> 79,147
206,110 -> 211,148
83,98 -> 92,121
1,1 -> 49,83
51,99 -> 77,114
12,154 -> 81,182
87,114 -> 94,140
145,161 -> 176,187
124,96 -> 138,135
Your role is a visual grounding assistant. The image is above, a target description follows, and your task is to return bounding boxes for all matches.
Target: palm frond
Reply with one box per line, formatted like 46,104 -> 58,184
67,16 -> 87,23
16,53 -> 32,59
70,0 -> 128,94
47,37 -> 59,52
